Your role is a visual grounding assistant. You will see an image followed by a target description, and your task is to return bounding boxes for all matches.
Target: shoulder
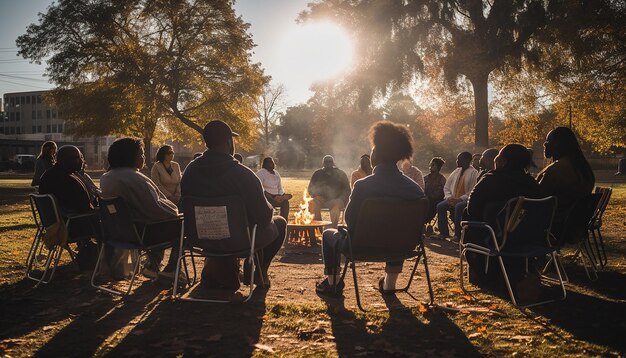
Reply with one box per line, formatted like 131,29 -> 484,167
171,161 -> 181,170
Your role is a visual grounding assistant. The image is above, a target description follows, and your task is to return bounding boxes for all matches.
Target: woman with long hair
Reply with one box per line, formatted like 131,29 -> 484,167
150,144 -> 182,204
31,141 -> 57,186
537,126 -> 595,208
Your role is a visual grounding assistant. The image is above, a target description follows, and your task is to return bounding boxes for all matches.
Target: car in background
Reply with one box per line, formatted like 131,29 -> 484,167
13,154 -> 36,172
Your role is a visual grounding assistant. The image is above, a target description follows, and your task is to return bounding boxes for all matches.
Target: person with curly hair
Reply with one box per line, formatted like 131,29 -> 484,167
316,120 -> 425,298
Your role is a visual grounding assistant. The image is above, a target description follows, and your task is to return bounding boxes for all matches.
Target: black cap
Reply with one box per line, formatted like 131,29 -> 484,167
203,120 -> 239,148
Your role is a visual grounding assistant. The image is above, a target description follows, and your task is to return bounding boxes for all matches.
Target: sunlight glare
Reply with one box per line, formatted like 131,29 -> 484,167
277,22 -> 353,85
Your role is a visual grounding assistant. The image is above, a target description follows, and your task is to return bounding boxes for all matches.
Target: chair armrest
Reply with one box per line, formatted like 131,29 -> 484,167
141,216 -> 184,227
460,221 -> 490,227
65,211 -> 98,220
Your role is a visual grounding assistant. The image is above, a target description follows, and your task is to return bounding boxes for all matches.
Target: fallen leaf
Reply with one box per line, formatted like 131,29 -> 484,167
468,332 -> 481,339
462,295 -> 474,301
450,288 -> 463,293
253,343 -> 275,353
42,325 -> 55,331
478,326 -> 487,333
488,304 -> 498,310
418,304 -> 428,313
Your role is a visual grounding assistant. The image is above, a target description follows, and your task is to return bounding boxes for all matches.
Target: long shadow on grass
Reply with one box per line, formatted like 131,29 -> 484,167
33,281 -> 166,357
561,261 -> 626,301
0,187 -> 35,206
0,265 -> 113,342
324,295 -> 481,356
530,290 -> 626,352
107,289 -> 268,356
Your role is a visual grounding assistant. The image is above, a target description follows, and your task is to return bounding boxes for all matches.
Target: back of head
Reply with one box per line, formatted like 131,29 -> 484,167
56,145 -> 78,165
108,138 -> 142,169
203,120 -> 238,150
368,120 -> 413,164
550,127 -> 595,184
39,141 -> 57,160
262,156 -> 274,170
497,144 -> 531,172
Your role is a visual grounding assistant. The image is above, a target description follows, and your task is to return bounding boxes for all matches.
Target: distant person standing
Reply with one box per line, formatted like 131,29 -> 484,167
151,145 -> 182,205
400,158 -> 425,191
308,155 -> 351,228
32,141 -> 57,186
350,154 -> 372,188
257,157 -> 292,219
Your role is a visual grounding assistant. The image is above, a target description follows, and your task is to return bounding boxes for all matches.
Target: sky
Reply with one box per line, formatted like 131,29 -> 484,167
0,0 -> 354,106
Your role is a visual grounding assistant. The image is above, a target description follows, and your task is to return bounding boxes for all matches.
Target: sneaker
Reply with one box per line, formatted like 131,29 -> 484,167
315,278 -> 345,298
377,276 -> 396,296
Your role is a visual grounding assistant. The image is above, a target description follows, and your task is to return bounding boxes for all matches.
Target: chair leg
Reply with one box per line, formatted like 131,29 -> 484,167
421,244 -> 435,305
350,260 -> 366,312
496,256 -> 519,307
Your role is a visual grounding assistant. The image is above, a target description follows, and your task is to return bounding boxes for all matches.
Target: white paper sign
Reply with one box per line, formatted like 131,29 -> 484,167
195,206 -> 230,240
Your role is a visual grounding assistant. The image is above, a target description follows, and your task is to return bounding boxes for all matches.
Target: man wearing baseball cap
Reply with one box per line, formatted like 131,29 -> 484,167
181,120 -> 287,291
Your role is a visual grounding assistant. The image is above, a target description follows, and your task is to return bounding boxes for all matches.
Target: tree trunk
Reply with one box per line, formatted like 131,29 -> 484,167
471,73 -> 490,148
143,136 -> 152,168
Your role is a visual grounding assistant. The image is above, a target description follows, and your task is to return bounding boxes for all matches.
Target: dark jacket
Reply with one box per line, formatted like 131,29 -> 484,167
38,165 -> 93,214
345,163 -> 425,229
466,169 -> 540,222
308,166 -> 350,202
181,151 -> 273,228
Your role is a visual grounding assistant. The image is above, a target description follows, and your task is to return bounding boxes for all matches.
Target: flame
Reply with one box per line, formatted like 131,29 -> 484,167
293,189 -> 314,225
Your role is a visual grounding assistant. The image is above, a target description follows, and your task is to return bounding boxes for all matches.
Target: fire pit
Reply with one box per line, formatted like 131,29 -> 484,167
286,189 -> 331,246
287,220 -> 333,246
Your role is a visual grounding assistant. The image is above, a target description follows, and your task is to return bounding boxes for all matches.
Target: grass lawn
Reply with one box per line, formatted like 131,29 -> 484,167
0,176 -> 624,357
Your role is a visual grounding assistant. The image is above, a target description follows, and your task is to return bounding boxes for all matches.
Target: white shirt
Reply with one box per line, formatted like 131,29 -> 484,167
256,168 -> 284,195
443,166 -> 479,201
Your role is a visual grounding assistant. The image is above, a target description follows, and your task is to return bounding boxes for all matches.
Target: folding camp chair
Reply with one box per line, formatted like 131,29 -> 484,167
588,187 -> 612,268
91,197 -> 183,296
459,196 -> 566,308
26,193 -> 98,286
335,197 -> 434,311
172,195 -> 262,303
548,194 -> 602,281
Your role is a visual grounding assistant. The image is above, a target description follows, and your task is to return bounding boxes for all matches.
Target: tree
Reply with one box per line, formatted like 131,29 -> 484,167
303,0 -> 623,148
17,0 -> 266,153
253,83 -> 287,152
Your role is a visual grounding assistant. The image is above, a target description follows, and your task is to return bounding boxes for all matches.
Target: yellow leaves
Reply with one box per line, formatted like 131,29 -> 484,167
462,295 -> 474,301
450,288 -> 463,294
418,304 -> 428,313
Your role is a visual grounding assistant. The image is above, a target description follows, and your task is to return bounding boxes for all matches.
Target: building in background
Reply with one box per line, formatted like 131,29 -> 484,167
1,90 -> 114,168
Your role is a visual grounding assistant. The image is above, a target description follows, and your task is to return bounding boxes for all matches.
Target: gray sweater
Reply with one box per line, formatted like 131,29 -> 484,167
100,167 -> 178,223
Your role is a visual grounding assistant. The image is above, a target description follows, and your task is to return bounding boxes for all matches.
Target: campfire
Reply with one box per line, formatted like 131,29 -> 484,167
287,189 -> 331,246
293,189 -> 314,225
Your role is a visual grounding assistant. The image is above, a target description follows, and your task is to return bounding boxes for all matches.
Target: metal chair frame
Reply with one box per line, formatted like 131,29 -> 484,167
459,196 -> 566,308
172,196 -> 262,303
587,187 -> 612,268
90,197 -> 183,296
332,197 -> 434,312
26,193 -> 97,286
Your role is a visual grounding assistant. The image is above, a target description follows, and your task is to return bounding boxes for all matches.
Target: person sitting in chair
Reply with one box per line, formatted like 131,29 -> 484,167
350,154 -> 372,189
100,138 -> 181,279
38,145 -> 98,269
424,157 -> 446,224
464,144 -> 542,292
435,151 -> 478,240
316,120 -> 425,297
476,148 -> 499,182
181,120 -> 286,290
256,156 -> 292,219
400,157 -> 425,191
308,155 -> 351,228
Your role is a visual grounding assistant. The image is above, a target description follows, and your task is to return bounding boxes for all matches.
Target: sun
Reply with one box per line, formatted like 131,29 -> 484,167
277,22 -> 353,83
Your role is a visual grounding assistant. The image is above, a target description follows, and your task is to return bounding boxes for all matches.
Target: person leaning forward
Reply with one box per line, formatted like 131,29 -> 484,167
308,155 -> 350,228
181,120 -> 286,291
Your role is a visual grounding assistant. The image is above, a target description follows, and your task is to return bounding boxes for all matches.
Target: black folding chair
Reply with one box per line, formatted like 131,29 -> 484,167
91,197 -> 183,296
173,196 -> 261,303
336,197 -> 434,311
26,193 -> 98,286
588,187 -> 612,268
551,194 -> 602,281
460,196 -> 566,308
